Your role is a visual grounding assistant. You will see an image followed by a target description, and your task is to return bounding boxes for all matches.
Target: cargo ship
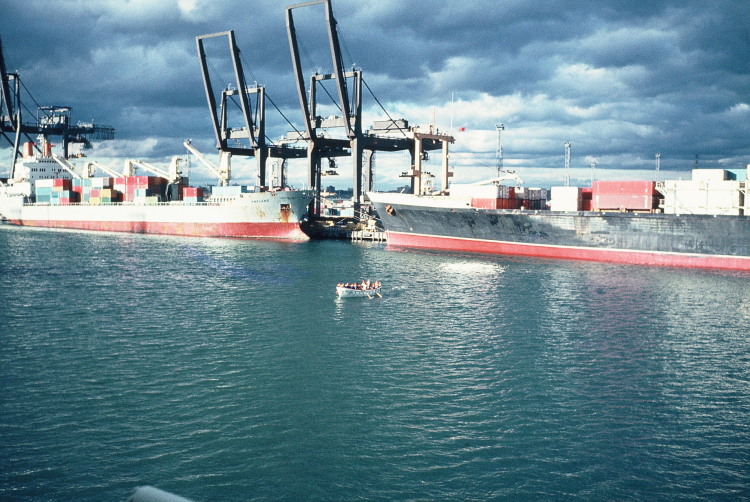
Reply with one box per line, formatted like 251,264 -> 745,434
0,140 -> 314,239
368,167 -> 750,271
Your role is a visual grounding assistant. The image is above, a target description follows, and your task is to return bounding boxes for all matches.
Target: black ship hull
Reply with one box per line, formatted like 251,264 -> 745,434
369,194 -> 750,271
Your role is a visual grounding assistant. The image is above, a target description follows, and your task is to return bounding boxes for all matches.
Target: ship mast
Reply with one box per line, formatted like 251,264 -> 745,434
495,123 -> 504,178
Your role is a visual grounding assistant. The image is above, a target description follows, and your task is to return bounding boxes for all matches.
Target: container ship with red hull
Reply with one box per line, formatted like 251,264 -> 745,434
368,168 -> 750,271
0,142 -> 314,240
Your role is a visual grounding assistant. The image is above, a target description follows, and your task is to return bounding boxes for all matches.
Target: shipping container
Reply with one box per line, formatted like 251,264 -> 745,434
212,185 -> 243,197
662,180 -> 744,215
593,193 -> 659,211
91,177 -> 113,188
183,187 -> 204,198
592,180 -> 657,196
52,178 -> 72,191
517,188 -> 546,200
470,198 -> 518,209
134,188 -> 153,198
692,169 -> 731,182
550,186 -> 582,212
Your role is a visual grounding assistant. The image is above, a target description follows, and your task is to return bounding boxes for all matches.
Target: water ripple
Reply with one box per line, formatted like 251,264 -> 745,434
1,229 -> 750,500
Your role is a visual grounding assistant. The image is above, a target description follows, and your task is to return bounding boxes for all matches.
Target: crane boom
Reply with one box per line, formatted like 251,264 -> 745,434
127,160 -> 170,180
183,140 -> 231,185
86,160 -> 121,178
471,171 -> 524,186
51,154 -> 83,179
124,158 -> 183,182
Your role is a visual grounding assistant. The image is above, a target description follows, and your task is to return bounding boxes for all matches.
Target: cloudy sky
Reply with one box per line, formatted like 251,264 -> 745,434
1,0 -> 748,189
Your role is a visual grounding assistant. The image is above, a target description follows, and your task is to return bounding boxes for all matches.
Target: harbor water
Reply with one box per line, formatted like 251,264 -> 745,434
1,225 -> 749,500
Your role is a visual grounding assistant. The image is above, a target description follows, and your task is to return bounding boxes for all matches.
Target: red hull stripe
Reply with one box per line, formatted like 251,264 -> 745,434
386,231 -> 750,271
11,219 -> 309,240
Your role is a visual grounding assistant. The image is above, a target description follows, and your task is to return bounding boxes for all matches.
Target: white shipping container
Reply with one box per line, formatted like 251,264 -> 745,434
550,186 -> 582,212
35,179 -> 55,188
662,180 -> 743,215
692,169 -> 729,182
91,177 -> 112,188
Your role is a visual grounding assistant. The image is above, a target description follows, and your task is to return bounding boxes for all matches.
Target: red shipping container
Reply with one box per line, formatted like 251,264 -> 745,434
52,178 -> 72,191
182,187 -> 204,198
593,180 -> 657,196
582,199 -> 593,211
593,193 -> 657,210
90,189 -> 101,198
471,198 -> 519,209
508,187 -> 515,199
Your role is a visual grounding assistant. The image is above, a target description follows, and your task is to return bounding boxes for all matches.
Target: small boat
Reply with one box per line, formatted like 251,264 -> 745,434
336,285 -> 382,298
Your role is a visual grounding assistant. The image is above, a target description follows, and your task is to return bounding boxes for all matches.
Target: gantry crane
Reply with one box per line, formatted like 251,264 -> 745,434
0,37 -> 114,178
195,30 -> 307,189
286,0 -> 454,215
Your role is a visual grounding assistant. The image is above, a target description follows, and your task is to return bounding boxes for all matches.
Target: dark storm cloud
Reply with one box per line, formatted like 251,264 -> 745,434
1,0 -> 748,185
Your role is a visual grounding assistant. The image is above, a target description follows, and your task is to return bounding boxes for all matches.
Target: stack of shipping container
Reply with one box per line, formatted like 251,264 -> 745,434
34,176 -> 170,205
552,182 -> 658,212
450,183 -> 548,210
114,176 -> 167,204
514,187 -> 548,210
71,177 -> 119,204
182,187 -> 204,204
549,167 -> 746,215
34,178 -> 79,205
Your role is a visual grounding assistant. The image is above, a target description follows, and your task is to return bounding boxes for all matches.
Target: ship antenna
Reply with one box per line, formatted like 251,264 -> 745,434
495,123 -> 504,179
591,161 -> 596,186
655,153 -> 661,181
